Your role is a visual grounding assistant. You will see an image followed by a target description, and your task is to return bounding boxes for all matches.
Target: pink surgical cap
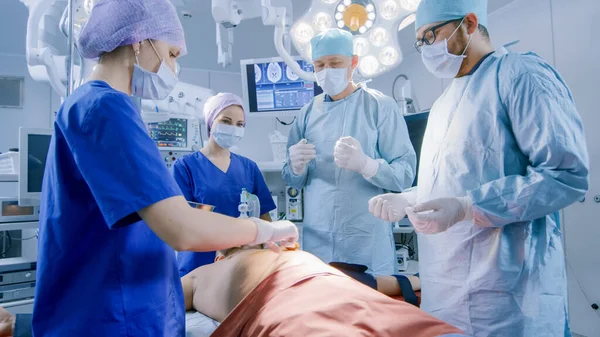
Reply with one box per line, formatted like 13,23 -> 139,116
204,93 -> 246,136
77,0 -> 187,59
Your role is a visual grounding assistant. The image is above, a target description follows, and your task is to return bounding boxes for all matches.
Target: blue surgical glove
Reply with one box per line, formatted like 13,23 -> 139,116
405,197 -> 473,234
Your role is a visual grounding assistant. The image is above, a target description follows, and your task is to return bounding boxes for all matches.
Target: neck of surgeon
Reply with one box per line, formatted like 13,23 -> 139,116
331,81 -> 358,101
89,45 -> 135,95
456,14 -> 495,78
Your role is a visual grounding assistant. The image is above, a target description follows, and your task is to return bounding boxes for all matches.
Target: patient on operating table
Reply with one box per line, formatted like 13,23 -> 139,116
181,245 -> 465,337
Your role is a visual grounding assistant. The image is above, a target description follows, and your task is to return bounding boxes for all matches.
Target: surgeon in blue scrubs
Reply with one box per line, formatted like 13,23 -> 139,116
172,93 -> 277,276
32,1 -> 298,336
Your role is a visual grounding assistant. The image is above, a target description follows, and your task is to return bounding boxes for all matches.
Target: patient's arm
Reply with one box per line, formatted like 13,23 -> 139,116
376,275 -> 420,296
181,274 -> 194,311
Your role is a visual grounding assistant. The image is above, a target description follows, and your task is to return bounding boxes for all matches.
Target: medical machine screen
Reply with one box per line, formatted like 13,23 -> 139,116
26,134 -> 51,193
245,60 -> 323,112
404,111 -> 429,187
147,118 -> 188,148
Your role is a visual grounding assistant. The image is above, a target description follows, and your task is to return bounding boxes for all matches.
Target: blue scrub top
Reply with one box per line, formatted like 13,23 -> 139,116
33,81 -> 185,337
171,151 -> 276,276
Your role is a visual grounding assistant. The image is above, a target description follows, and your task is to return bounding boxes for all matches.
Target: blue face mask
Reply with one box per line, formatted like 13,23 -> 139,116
212,123 -> 245,149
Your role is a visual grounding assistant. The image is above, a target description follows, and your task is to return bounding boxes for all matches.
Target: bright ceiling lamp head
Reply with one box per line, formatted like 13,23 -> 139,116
291,0 -> 420,79
399,0 -> 420,11
359,55 -> 379,76
353,37 -> 370,56
313,12 -> 332,31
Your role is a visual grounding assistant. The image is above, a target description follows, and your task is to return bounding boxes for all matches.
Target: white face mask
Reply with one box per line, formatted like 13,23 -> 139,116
421,20 -> 472,79
212,123 -> 245,149
131,40 -> 178,100
316,67 -> 349,96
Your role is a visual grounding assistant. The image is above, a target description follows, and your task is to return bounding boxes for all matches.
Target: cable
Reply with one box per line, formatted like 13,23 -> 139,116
276,117 -> 296,126
0,232 -> 12,258
392,74 -> 409,102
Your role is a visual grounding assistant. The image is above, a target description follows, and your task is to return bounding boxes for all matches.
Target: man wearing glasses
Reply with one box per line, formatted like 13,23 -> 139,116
368,0 -> 589,336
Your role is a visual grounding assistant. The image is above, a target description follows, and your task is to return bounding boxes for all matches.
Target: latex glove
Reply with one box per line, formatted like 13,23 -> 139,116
249,218 -> 299,252
405,197 -> 473,234
289,139 -> 316,175
368,192 -> 416,222
333,137 -> 379,178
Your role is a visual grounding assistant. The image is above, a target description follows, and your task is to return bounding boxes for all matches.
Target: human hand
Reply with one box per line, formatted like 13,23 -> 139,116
249,218 -> 299,252
368,192 -> 416,222
405,197 -> 473,234
333,137 -> 378,177
0,307 -> 15,337
289,139 -> 316,175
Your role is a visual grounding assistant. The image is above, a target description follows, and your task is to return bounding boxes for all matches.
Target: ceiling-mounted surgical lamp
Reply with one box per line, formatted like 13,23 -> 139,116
288,0 -> 421,80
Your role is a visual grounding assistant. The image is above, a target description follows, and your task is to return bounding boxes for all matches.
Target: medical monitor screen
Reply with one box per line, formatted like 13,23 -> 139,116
404,111 -> 429,187
27,134 -> 51,193
245,60 -> 323,112
147,118 -> 188,148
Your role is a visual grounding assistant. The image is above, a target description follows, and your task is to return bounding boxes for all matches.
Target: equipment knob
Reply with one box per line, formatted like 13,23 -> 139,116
592,303 -> 599,310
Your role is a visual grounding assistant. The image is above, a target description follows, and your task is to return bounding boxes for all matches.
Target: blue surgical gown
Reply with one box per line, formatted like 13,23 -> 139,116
416,52 -> 589,337
282,87 -> 417,275
171,152 -> 276,276
33,81 -> 185,337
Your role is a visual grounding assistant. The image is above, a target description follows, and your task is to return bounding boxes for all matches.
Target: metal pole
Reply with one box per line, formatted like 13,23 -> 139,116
66,0 -> 75,97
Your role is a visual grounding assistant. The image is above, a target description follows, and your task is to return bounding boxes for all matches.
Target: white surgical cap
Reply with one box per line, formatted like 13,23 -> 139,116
77,0 -> 187,59
415,0 -> 488,31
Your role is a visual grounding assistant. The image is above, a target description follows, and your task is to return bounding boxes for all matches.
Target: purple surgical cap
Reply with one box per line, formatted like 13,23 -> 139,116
204,93 -> 246,136
77,0 -> 187,59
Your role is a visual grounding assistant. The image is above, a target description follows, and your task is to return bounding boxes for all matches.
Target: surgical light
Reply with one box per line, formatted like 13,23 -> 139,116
369,27 -> 389,46
398,13 -> 416,31
291,0 -> 421,79
380,0 -> 401,20
399,0 -> 420,11
293,22 -> 314,44
314,12 -> 333,31
359,55 -> 379,76
353,37 -> 370,56
379,47 -> 398,65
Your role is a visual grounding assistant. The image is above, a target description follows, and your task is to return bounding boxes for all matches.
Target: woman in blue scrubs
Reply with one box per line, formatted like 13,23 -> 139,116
32,1 -> 298,336
172,93 -> 277,276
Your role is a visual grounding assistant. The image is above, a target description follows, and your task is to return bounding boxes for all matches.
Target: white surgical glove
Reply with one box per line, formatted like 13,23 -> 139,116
249,218 -> 299,252
405,196 -> 473,234
368,191 -> 417,222
333,137 -> 379,178
289,139 -> 316,175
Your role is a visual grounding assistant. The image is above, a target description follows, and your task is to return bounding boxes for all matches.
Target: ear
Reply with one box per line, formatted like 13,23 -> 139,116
465,13 -> 479,35
132,42 -> 141,57
351,55 -> 359,69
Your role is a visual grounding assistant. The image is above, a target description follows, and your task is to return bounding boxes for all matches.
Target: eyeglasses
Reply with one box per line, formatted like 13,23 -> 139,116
414,19 -> 461,53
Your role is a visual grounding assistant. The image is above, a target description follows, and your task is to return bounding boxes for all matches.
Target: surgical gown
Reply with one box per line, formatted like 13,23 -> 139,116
171,152 -> 276,276
416,52 -> 589,337
33,81 -> 185,337
282,87 -> 417,275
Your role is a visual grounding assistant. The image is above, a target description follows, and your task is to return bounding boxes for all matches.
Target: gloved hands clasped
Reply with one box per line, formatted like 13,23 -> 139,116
249,218 -> 299,252
333,136 -> 379,178
405,197 -> 473,234
289,139 -> 316,175
368,191 -> 417,222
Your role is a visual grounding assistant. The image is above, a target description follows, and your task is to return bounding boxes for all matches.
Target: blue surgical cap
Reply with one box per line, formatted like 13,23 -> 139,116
415,0 -> 488,31
310,29 -> 354,61
77,0 -> 187,59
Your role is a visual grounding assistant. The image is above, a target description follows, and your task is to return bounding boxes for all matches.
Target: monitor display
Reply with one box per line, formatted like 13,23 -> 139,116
147,118 -> 188,148
26,134 -> 51,193
244,59 -> 323,112
404,111 -> 429,187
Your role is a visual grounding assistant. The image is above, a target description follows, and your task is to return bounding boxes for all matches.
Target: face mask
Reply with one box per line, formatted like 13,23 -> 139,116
421,20 -> 472,79
212,123 -> 245,149
131,41 -> 179,100
316,67 -> 349,96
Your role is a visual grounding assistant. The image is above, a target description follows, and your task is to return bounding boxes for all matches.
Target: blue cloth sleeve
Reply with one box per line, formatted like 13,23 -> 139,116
282,104 -> 310,189
365,97 -> 417,192
170,159 -> 194,201
469,56 -> 589,227
251,162 -> 276,216
71,93 -> 182,229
